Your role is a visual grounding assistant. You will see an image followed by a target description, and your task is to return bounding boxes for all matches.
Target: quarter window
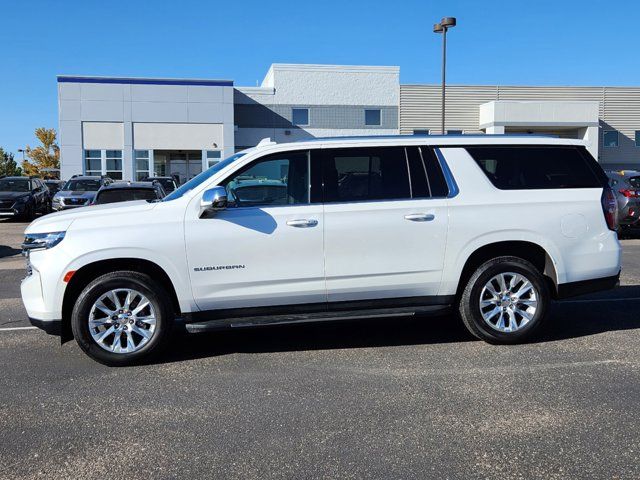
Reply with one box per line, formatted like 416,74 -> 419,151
635,131 -> 640,147
292,108 -> 309,126
603,130 -> 619,148
223,151 -> 310,208
365,109 -> 381,126
467,146 -> 606,190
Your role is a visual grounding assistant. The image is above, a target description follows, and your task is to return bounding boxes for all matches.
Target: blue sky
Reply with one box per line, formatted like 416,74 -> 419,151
1,0 -> 638,157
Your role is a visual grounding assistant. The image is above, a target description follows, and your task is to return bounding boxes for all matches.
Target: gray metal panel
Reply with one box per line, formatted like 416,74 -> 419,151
234,104 -> 397,130
400,84 -> 640,166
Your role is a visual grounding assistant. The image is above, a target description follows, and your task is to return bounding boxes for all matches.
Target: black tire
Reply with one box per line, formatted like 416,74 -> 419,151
21,204 -> 35,221
71,271 -> 174,366
457,256 -> 550,344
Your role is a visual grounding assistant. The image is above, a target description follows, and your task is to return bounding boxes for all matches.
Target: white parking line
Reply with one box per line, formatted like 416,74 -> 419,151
0,326 -> 37,332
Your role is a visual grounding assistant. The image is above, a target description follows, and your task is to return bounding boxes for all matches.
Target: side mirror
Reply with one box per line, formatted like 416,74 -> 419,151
200,186 -> 227,216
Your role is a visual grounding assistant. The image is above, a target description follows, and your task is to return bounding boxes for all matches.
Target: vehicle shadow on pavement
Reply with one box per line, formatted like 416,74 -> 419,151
0,245 -> 21,258
154,286 -> 640,365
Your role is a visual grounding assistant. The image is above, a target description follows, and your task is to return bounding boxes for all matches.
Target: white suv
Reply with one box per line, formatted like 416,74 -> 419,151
21,136 -> 622,365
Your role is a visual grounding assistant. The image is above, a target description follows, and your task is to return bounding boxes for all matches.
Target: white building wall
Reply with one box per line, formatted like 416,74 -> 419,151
58,78 -> 234,180
235,64 -> 400,149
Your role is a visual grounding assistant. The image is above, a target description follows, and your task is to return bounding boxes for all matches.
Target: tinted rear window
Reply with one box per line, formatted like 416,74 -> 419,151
95,189 -> 159,205
466,146 -> 606,190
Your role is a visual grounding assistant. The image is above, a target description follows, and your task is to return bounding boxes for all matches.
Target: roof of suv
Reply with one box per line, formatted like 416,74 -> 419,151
249,134 -> 587,153
99,181 -> 159,190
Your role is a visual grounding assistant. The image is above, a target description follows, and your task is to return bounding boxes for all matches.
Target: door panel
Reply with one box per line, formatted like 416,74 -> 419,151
185,149 -> 326,311
185,204 -> 325,310
324,199 -> 448,301
321,146 -> 449,303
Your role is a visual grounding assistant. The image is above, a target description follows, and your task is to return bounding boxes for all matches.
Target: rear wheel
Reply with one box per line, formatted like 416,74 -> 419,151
458,256 -> 550,344
71,271 -> 173,366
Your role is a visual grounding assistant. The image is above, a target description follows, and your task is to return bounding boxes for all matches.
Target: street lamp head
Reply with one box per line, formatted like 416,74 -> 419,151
17,149 -> 24,153
441,17 -> 457,28
433,23 -> 443,33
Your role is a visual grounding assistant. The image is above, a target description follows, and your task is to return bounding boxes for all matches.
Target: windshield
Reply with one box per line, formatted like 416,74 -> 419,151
63,179 -> 101,191
163,153 -> 245,201
0,179 -> 29,192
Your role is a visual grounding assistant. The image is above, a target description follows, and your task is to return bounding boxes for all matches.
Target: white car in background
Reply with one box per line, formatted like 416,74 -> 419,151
21,135 -> 621,365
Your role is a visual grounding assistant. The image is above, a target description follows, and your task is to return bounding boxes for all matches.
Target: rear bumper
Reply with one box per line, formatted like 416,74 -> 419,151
29,317 -> 62,336
557,271 -> 620,299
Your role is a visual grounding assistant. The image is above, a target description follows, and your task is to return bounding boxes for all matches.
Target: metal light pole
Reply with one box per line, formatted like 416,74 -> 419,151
433,17 -> 457,134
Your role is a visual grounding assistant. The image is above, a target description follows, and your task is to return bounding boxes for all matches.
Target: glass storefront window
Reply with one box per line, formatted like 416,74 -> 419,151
207,150 -> 221,168
135,150 -> 150,181
84,150 -> 101,176
105,150 -> 123,180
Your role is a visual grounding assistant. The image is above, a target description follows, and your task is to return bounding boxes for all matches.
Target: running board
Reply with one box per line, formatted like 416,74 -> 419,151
184,305 -> 450,333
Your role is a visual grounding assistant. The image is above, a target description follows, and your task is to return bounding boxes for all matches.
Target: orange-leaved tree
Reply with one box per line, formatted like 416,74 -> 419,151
22,128 -> 60,178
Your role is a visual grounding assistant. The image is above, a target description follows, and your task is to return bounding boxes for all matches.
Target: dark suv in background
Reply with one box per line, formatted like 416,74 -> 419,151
52,175 -> 112,211
92,181 -> 166,205
141,176 -> 177,193
0,176 -> 51,220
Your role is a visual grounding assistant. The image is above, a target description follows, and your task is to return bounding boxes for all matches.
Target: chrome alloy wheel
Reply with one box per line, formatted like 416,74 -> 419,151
479,272 -> 538,333
88,288 -> 157,354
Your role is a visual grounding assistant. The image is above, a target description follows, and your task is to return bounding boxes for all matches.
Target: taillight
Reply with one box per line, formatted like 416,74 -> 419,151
602,186 -> 618,231
619,189 -> 640,198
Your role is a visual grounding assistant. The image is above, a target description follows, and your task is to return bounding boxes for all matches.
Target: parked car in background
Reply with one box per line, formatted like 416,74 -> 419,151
22,136 -> 621,366
140,176 -> 177,194
605,170 -> 640,229
0,176 -> 51,220
92,181 -> 166,205
52,175 -> 112,211
44,180 -> 66,195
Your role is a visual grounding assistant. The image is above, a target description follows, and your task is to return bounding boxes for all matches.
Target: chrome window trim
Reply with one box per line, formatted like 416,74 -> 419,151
433,147 -> 460,198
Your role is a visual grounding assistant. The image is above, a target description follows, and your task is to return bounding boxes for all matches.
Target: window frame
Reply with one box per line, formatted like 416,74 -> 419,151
603,130 -> 619,148
364,109 -> 382,126
84,149 -> 102,177
134,149 -> 151,181
291,108 -> 310,127
219,149 -> 314,210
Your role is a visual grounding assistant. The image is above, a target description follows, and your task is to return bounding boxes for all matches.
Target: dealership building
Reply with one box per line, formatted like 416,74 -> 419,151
57,63 -> 640,182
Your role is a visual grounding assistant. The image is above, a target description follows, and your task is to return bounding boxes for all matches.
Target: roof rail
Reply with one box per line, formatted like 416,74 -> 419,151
257,137 -> 277,147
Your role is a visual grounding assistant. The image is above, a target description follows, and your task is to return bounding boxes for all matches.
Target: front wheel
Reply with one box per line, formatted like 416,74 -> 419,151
457,256 -> 550,344
71,271 -> 173,366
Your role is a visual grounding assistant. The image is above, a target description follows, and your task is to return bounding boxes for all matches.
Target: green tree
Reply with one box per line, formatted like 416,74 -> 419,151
0,148 -> 22,176
22,128 -> 60,178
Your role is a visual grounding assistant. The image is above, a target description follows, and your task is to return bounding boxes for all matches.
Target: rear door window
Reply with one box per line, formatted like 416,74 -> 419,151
322,147 -> 411,203
466,146 -> 606,190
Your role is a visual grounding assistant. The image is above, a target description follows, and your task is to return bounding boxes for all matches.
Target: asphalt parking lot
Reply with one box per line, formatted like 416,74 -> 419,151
2,218 -> 640,479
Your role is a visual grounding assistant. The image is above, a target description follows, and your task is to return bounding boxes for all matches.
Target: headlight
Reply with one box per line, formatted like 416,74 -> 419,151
14,195 -> 30,204
21,231 -> 66,253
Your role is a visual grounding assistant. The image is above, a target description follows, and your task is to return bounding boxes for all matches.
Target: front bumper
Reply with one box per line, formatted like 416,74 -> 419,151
0,203 -> 28,216
557,271 -> 620,299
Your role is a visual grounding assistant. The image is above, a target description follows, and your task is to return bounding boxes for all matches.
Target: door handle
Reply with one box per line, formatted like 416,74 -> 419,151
404,213 -> 435,222
286,219 -> 318,228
